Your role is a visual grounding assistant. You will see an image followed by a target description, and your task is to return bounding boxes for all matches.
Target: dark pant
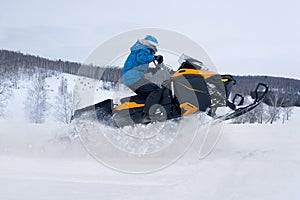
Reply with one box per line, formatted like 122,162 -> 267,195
129,78 -> 162,113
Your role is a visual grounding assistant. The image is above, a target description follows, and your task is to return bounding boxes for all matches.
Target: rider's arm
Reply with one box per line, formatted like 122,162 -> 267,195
136,49 -> 155,64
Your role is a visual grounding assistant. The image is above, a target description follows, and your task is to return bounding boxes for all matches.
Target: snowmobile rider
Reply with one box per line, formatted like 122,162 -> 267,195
122,35 -> 164,116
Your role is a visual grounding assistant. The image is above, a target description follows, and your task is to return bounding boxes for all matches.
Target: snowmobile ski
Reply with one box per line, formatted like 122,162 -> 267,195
213,83 -> 269,123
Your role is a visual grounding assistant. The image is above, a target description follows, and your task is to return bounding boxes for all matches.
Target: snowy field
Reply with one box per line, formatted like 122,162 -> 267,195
0,74 -> 300,200
1,112 -> 300,200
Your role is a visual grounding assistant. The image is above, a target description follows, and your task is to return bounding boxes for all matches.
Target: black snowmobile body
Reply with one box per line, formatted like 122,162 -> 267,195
72,58 -> 268,127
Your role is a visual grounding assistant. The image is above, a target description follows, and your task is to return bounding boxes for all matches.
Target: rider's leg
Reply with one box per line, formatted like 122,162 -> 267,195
129,78 -> 161,114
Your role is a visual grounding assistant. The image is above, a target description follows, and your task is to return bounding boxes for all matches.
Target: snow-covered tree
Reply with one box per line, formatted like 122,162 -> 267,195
0,69 -> 13,117
54,77 -> 73,124
282,106 -> 294,124
24,73 -> 49,123
265,90 -> 286,124
0,83 -> 10,117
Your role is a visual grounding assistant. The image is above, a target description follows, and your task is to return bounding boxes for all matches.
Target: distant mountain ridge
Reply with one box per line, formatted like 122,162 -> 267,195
0,49 -> 121,82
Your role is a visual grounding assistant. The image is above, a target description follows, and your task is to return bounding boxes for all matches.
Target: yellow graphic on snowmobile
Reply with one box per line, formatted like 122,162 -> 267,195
177,82 -> 206,93
172,69 -> 217,80
172,68 -> 230,84
221,78 -> 229,83
180,102 -> 199,117
113,102 -> 145,112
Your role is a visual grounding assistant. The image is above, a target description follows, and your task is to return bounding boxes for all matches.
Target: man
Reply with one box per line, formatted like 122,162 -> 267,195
122,35 -> 164,116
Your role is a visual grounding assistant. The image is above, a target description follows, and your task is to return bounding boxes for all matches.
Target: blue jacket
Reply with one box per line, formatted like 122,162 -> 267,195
122,40 -> 155,86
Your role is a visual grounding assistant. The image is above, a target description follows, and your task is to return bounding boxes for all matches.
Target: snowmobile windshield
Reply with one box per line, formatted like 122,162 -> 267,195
178,54 -> 208,70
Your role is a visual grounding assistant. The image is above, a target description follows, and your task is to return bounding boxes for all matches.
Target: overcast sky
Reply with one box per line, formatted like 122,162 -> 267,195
1,0 -> 299,78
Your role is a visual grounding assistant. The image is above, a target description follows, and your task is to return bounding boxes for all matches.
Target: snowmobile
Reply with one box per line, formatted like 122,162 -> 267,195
72,55 -> 269,127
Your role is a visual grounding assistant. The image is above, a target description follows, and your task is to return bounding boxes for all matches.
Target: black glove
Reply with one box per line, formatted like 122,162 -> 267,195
154,55 -> 163,64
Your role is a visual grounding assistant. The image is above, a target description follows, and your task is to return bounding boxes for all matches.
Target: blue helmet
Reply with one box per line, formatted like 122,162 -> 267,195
144,35 -> 158,44
139,35 -> 159,53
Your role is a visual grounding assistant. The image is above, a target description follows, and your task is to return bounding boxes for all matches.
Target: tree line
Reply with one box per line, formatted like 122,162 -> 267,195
0,49 -> 121,83
1,49 -> 299,124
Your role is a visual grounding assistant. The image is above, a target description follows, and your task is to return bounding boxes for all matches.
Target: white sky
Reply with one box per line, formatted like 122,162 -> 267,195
1,0 -> 299,78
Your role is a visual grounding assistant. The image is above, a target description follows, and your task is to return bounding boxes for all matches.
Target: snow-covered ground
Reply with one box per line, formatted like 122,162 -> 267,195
0,74 -> 300,200
1,119 -> 300,200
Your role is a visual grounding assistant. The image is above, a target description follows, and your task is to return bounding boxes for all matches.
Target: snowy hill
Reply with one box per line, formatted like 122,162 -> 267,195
0,72 -> 300,200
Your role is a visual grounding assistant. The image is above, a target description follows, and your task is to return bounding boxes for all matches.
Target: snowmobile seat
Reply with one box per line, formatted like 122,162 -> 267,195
120,95 -> 146,104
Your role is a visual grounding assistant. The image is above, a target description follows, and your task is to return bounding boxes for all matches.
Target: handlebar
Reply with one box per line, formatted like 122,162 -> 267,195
152,61 -> 174,74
